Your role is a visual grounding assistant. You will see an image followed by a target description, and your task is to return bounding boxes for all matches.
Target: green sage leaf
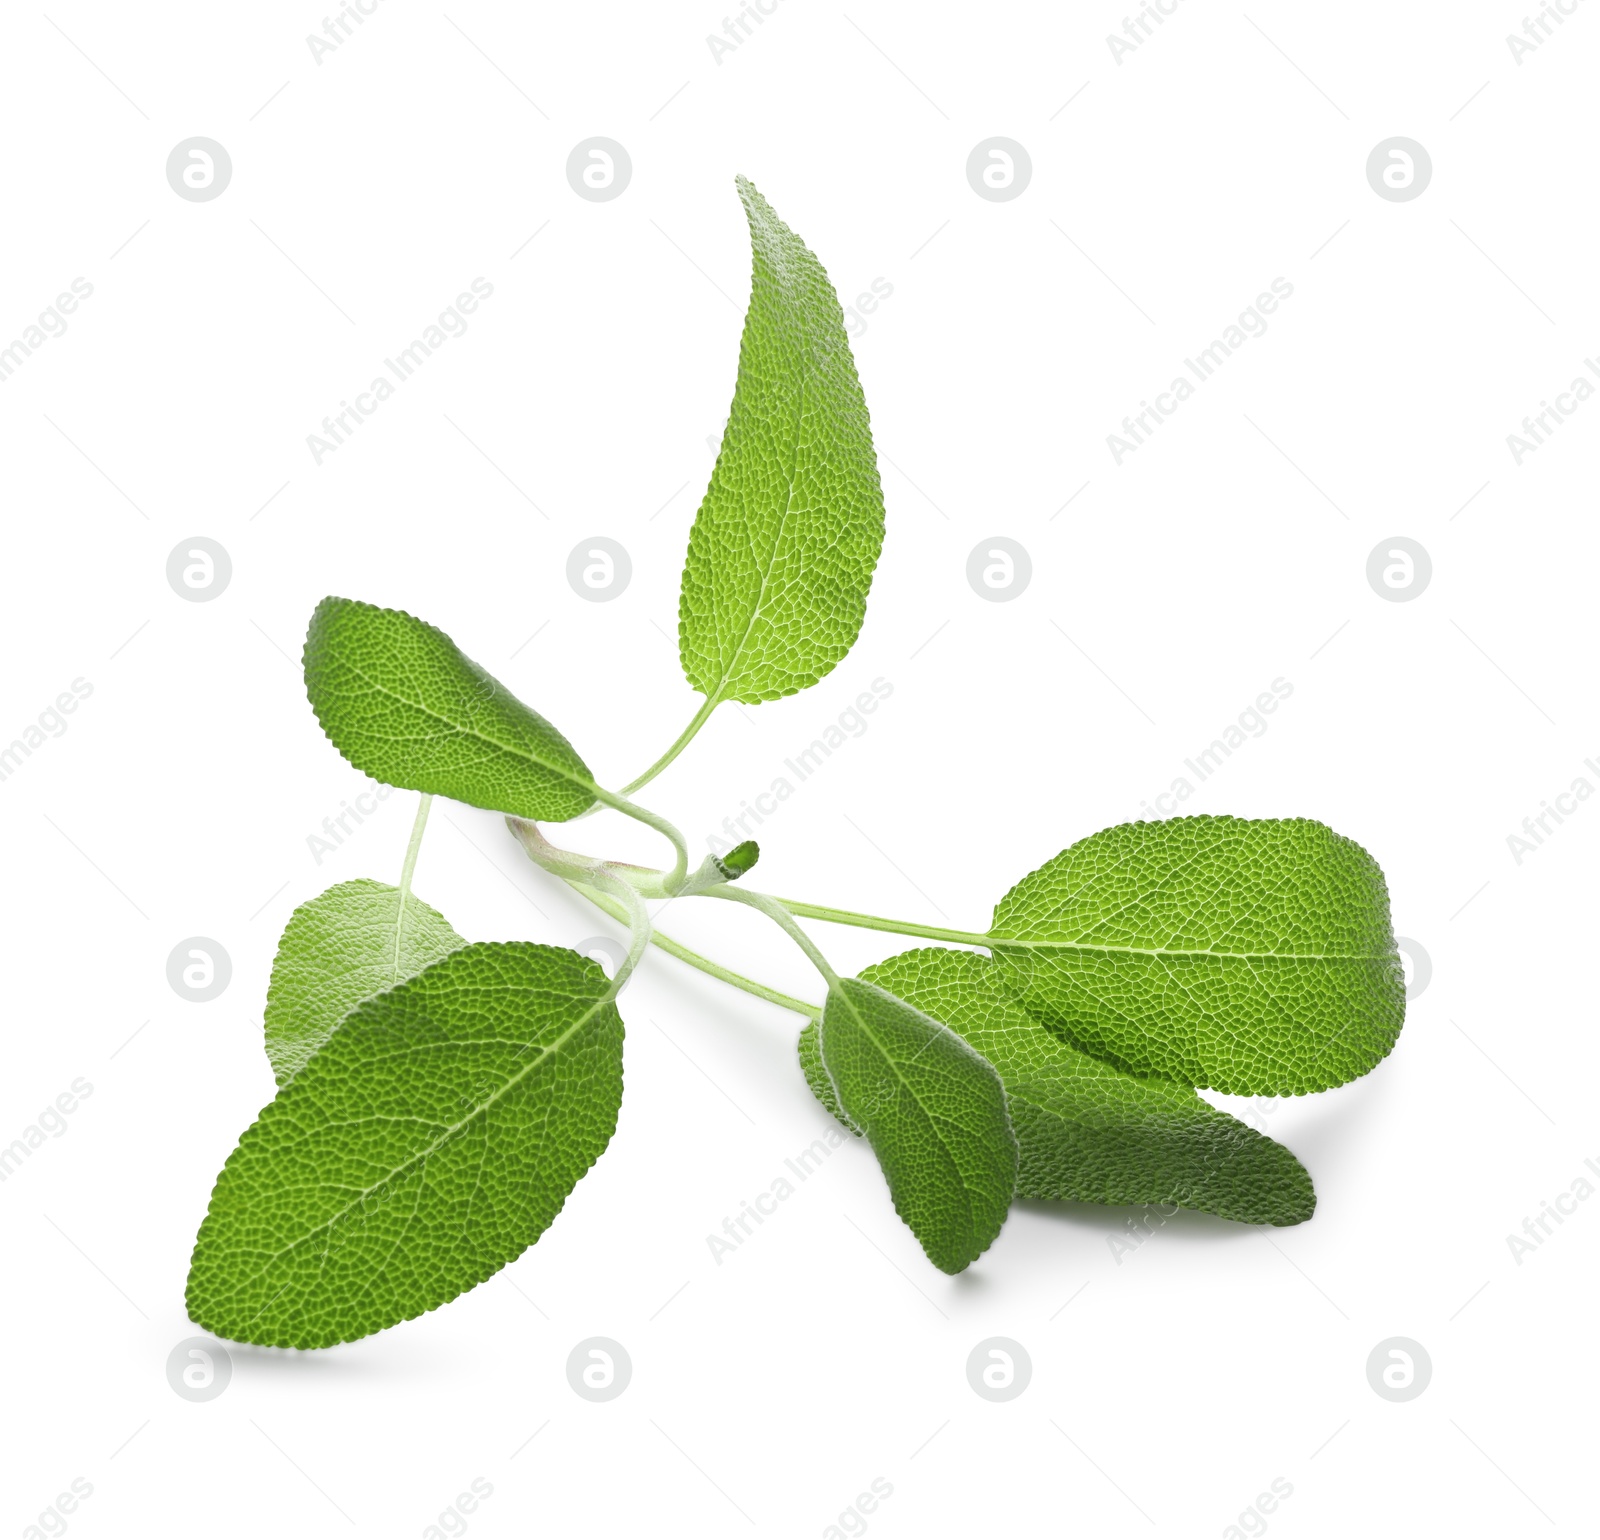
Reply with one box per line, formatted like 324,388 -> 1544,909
263,879 -> 465,1085
987,816 -> 1404,1096
304,597 -> 597,821
677,178 -> 885,706
819,977 -> 1016,1274
186,942 -> 622,1348
826,949 -> 1315,1225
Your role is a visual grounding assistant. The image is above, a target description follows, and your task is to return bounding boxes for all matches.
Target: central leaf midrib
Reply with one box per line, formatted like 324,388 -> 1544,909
986,938 -> 1391,960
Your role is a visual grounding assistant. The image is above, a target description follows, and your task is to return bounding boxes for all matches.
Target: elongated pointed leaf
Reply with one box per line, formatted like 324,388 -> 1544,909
987,816 -> 1404,1096
678,178 -> 885,706
304,597 -> 597,820
819,977 -> 1015,1274
821,949 -> 1312,1225
264,879 -> 465,1084
187,943 -> 622,1348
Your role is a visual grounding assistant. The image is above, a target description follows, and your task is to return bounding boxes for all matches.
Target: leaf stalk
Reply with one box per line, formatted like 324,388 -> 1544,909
618,694 -> 721,797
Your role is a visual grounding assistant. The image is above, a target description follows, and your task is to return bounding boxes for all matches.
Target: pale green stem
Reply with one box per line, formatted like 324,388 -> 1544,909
771,896 -> 990,949
399,793 -> 433,897
591,787 -> 690,893
507,816 -> 662,892
586,868 -> 652,1003
509,816 -> 816,1014
395,793 -> 433,974
569,882 -> 820,1018
619,695 -> 720,796
707,886 -> 842,991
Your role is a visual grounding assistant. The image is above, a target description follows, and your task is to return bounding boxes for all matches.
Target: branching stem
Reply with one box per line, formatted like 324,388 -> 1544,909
568,882 -> 820,1018
507,819 -> 972,1012
590,789 -> 690,892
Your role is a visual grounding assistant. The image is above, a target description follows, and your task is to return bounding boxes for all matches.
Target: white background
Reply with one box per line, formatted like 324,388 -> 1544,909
2,3 -> 1595,1536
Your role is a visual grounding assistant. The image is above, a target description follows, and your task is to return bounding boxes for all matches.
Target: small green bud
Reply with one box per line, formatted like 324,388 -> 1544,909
715,840 -> 760,880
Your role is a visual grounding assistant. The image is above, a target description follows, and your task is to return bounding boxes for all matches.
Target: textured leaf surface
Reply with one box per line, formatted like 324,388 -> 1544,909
851,949 -> 1314,1224
304,597 -> 596,820
819,977 -> 1015,1273
988,816 -> 1403,1096
187,943 -> 622,1348
263,879 -> 465,1085
797,1013 -> 857,1134
678,178 -> 885,705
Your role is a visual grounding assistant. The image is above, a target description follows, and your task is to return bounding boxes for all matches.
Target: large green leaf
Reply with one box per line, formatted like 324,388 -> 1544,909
987,816 -> 1404,1096
818,977 -> 1016,1274
263,879 -> 465,1085
677,177 -> 885,706
828,949 -> 1314,1225
304,597 -> 596,820
187,943 -> 622,1348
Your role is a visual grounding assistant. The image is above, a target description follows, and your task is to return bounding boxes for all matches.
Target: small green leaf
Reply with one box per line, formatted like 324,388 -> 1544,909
855,949 -> 1314,1225
819,977 -> 1016,1274
304,597 -> 596,821
987,816 -> 1404,1096
678,178 -> 885,706
186,942 -> 622,1348
263,879 -> 465,1085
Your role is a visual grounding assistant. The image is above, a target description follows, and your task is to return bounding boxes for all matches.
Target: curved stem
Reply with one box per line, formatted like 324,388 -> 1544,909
591,788 -> 689,893
395,793 -> 433,974
619,695 -> 720,796
507,815 -> 667,893
771,897 -> 990,949
707,887 -> 842,990
569,882 -> 820,1018
587,868 -> 652,1002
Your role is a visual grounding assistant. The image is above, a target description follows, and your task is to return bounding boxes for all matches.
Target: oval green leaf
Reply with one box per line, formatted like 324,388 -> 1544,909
187,942 -> 622,1348
304,597 -> 597,821
987,816 -> 1404,1096
819,977 -> 1016,1274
